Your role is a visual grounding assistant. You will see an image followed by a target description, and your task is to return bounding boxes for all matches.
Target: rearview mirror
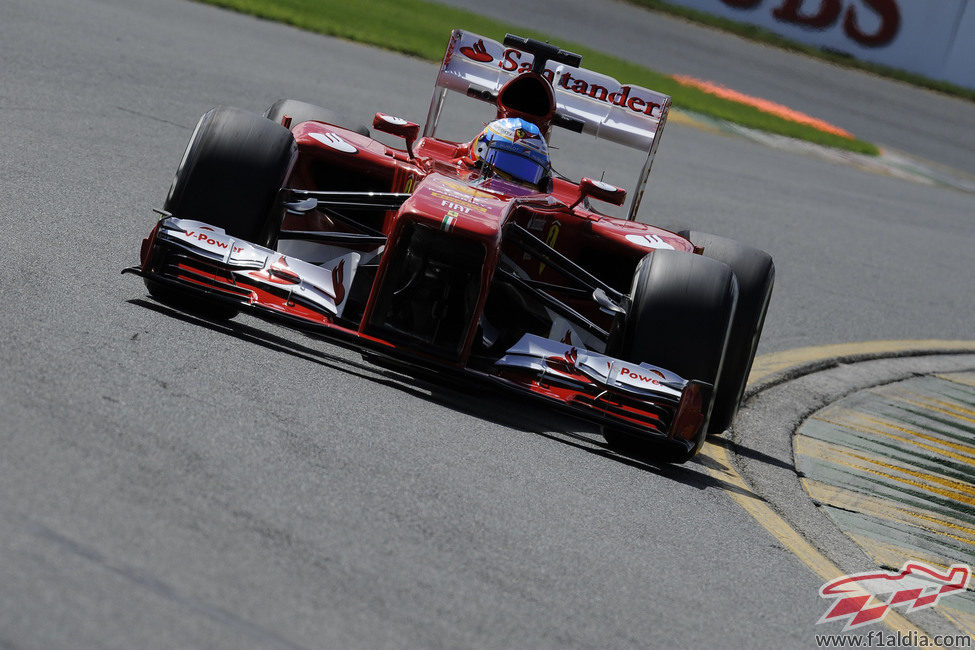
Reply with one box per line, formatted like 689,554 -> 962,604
573,177 -> 626,208
373,113 -> 420,158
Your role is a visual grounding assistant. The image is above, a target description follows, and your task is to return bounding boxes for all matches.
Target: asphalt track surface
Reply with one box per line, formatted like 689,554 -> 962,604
1,1 -> 973,648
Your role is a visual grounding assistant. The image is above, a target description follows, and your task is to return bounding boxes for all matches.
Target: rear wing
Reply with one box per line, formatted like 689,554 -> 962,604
424,30 -> 672,220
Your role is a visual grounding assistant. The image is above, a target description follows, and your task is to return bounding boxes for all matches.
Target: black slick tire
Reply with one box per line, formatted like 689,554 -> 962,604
148,106 -> 297,318
604,249 -> 738,462
679,231 -> 774,435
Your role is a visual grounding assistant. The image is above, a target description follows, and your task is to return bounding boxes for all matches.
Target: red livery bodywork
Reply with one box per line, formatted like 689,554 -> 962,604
127,30 -> 767,462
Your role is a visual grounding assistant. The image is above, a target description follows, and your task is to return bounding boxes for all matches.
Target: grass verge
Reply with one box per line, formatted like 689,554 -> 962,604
626,0 -> 975,103
194,0 -> 879,155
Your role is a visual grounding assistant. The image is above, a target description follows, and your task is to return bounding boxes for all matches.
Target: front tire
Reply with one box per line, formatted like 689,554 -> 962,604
604,249 -> 738,462
679,231 -> 774,435
149,107 -> 297,317
164,106 -> 297,245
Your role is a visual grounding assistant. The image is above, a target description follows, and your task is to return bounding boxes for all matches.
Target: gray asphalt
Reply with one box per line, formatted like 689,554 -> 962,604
442,0 -> 975,176
1,1 -> 973,648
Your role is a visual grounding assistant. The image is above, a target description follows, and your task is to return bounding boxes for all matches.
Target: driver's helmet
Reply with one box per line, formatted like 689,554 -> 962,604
471,118 -> 550,188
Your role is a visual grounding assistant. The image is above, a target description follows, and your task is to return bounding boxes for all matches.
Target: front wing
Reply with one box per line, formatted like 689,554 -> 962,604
127,217 -> 713,455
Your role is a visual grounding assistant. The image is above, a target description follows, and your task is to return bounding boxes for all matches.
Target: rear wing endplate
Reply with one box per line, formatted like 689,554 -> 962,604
424,30 -> 672,220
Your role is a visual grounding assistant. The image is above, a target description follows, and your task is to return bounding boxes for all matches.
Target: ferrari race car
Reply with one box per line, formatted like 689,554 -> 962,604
125,31 -> 774,462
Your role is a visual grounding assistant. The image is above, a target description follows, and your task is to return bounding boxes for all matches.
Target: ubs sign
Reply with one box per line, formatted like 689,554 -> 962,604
664,0 -> 975,89
721,0 -> 899,46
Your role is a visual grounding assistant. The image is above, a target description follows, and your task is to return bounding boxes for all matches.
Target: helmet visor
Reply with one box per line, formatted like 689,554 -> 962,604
483,142 -> 547,185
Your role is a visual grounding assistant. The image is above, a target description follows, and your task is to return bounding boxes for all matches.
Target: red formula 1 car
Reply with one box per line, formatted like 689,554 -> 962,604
126,31 -> 774,462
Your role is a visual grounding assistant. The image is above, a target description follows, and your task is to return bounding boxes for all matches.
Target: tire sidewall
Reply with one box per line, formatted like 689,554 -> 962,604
679,230 -> 774,434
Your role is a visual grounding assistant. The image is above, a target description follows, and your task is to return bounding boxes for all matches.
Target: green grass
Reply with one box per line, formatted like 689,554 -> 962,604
195,0 -> 879,155
626,0 -> 975,103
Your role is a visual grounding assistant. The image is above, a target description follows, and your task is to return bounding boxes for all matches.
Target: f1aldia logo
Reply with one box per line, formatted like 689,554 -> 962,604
818,561 -> 970,630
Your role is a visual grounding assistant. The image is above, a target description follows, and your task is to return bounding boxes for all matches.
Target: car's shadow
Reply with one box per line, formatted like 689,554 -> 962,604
129,296 -> 764,500
707,434 -> 796,472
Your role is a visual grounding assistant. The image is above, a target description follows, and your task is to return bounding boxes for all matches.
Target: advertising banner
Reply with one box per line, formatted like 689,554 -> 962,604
662,0 -> 974,89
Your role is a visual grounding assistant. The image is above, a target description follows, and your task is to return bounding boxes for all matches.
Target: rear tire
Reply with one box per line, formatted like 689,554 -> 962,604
604,249 -> 737,462
148,106 -> 297,318
679,231 -> 774,435
263,98 -> 370,137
